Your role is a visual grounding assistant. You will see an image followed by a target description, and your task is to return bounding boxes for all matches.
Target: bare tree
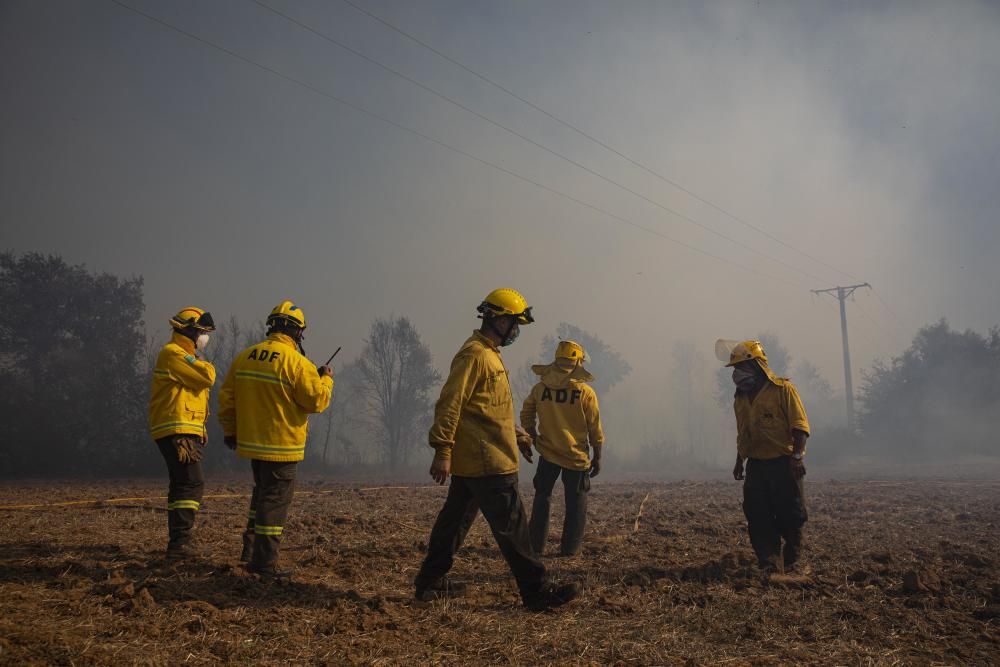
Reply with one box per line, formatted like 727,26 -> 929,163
311,360 -> 369,466
356,316 -> 442,468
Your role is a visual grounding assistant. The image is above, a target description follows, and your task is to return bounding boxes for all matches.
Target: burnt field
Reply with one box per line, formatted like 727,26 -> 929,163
0,478 -> 997,665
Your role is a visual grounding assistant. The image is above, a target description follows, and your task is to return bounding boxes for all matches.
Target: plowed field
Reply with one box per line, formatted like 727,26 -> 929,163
1,478 -> 997,665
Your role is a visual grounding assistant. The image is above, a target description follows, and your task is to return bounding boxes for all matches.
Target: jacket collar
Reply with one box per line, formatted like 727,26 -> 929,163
171,331 -> 196,354
471,329 -> 500,352
267,332 -> 299,350
757,358 -> 786,387
531,362 -> 594,388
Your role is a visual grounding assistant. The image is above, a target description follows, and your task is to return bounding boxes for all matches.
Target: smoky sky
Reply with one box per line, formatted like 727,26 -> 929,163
2,0 -> 998,451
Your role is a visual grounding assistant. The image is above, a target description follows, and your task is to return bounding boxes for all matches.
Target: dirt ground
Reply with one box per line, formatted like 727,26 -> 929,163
1,477 -> 997,665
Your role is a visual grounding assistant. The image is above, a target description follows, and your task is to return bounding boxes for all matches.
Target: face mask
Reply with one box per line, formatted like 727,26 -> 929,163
196,334 -> 210,351
501,326 -> 519,346
732,367 -> 757,391
554,359 -> 576,373
494,319 -> 519,347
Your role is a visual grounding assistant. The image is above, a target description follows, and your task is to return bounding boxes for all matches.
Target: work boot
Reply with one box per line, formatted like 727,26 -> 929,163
415,577 -> 468,601
246,562 -> 293,582
523,582 -> 581,612
784,561 -> 812,576
759,561 -> 778,584
165,543 -> 203,560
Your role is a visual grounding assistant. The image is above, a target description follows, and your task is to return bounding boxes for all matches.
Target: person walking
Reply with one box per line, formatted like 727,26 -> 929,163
414,288 -> 581,611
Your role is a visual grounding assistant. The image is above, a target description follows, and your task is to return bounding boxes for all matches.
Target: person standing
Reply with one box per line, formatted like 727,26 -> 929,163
415,288 -> 581,611
218,301 -> 333,579
522,340 -> 604,557
148,307 -> 217,559
718,339 -> 811,577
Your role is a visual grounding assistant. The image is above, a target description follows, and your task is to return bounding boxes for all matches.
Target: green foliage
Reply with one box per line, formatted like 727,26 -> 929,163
859,319 -> 1000,458
0,252 -> 147,476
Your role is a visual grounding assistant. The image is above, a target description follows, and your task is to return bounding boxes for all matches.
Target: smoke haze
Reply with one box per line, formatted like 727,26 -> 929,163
2,0 -> 998,470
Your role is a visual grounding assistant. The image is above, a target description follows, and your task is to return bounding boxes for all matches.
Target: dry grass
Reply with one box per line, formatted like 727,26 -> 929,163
0,478 -> 998,665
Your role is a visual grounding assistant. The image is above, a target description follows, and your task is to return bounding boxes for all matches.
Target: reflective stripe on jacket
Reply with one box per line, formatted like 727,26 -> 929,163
428,331 -> 518,477
148,333 -> 216,440
218,333 -> 333,462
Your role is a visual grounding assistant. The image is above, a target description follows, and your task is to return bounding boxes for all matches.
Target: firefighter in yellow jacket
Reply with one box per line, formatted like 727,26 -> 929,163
148,307 -> 217,559
717,339 -> 811,577
218,301 -> 333,579
414,288 -> 580,611
522,340 -> 604,556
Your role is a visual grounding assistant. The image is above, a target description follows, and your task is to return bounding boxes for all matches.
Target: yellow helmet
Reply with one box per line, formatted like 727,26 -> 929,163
169,306 -> 215,332
555,340 -> 586,362
477,288 -> 534,325
716,339 -> 767,367
266,300 -> 307,330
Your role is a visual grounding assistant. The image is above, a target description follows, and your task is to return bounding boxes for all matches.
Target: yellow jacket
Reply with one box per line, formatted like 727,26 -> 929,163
521,372 -> 604,471
218,333 -> 333,462
148,333 -> 216,441
734,376 -> 810,460
428,331 -> 518,477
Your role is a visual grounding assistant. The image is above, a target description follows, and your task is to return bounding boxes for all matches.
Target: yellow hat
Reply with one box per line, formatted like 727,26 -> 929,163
555,340 -> 586,363
169,307 -> 215,332
477,288 -> 534,325
716,339 -> 768,367
267,300 -> 306,329
532,339 -> 594,382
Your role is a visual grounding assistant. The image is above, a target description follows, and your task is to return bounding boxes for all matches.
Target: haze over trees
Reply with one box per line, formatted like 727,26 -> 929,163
542,323 -> 632,396
1,251 -> 997,477
354,316 -> 442,469
0,252 -> 147,475
859,320 -> 1000,459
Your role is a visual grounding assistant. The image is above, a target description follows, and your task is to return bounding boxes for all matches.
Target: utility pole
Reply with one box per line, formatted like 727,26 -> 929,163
811,283 -> 870,430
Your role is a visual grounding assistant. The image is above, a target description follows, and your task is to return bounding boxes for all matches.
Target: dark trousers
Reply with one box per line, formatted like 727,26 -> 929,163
416,474 -> 546,598
743,456 -> 807,570
244,460 -> 298,569
156,437 -> 204,548
529,456 -> 591,556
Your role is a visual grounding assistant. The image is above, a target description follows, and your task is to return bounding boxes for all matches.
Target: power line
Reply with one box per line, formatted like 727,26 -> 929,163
252,0 -> 831,286
338,0 -> 862,284
871,285 -> 905,329
107,0 -> 796,289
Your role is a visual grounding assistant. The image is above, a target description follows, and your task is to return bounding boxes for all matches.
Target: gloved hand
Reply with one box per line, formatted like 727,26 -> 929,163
589,458 -> 602,478
733,455 -> 745,481
224,435 -> 237,450
174,436 -> 204,464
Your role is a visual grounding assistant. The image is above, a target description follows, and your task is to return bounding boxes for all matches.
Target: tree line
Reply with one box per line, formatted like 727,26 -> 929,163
1,251 -> 996,476
0,252 -> 628,476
